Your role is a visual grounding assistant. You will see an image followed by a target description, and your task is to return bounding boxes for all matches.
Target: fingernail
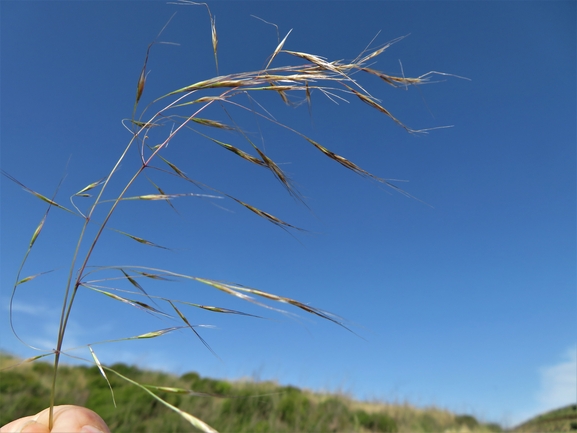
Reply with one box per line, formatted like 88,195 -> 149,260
80,426 -> 105,433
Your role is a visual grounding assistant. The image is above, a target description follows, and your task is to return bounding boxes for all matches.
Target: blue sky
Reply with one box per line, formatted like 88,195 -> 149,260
1,0 -> 575,428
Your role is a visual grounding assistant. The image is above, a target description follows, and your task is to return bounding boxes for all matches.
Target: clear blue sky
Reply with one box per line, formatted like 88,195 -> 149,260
1,0 -> 575,427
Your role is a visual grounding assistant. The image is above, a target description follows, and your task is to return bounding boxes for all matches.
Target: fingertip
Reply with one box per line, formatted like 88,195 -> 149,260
18,421 -> 49,433
80,426 -> 105,433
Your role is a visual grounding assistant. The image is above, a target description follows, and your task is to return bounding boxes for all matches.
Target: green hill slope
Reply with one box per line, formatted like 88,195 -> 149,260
1,352 -> 502,433
511,404 -> 577,433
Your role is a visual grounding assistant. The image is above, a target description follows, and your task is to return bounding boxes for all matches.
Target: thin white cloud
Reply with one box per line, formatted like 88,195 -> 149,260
5,314 -> 115,354
507,346 -> 577,428
537,346 -> 577,409
6,300 -> 51,316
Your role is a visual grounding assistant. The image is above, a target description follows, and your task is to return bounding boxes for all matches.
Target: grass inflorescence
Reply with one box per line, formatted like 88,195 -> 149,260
2,2 -> 465,431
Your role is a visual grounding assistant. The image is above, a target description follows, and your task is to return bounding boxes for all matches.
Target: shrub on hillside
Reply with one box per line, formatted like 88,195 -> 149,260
456,414 -> 480,429
355,409 -> 398,432
278,386 -> 312,429
0,370 -> 50,426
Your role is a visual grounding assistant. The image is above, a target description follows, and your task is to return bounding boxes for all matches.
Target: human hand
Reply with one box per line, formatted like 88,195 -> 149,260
0,405 -> 111,433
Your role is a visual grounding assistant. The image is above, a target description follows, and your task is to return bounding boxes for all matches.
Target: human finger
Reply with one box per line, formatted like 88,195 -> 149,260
0,406 -> 110,433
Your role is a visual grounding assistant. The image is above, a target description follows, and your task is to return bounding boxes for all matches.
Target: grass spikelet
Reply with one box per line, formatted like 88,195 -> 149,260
163,78 -> 246,96
146,176 -> 179,214
114,192 -> 220,201
132,12 -> 176,117
228,284 -> 355,333
128,327 -> 182,339
135,66 -> 147,110
193,278 -> 254,301
360,67 -> 422,87
272,84 -> 291,105
2,171 -> 75,214
344,84 -> 412,131
282,50 -> 342,75
305,81 -> 312,113
356,36 -> 406,66
192,96 -> 225,104
210,14 -> 218,73
74,178 -> 105,197
189,278 -> 294,317
265,29 -> 292,70
0,353 -> 52,371
130,119 -> 162,129
133,270 -> 173,281
104,364 -> 219,433
86,287 -> 170,317
230,197 -> 303,231
179,301 -> 262,318
30,191 -> 72,212
207,137 -> 266,166
112,229 -> 170,250
127,193 -> 177,201
303,136 -> 379,180
159,155 -> 189,178
156,155 -> 207,190
167,300 -> 219,359
141,385 -> 219,398
29,215 -> 46,249
88,346 -> 116,407
191,117 -> 233,129
16,270 -> 52,286
172,1 -> 219,72
252,147 -> 303,201
119,269 -> 151,300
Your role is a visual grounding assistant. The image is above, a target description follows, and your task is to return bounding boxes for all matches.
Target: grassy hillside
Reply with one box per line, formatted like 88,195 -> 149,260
511,404 -> 577,433
1,352 -> 503,433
